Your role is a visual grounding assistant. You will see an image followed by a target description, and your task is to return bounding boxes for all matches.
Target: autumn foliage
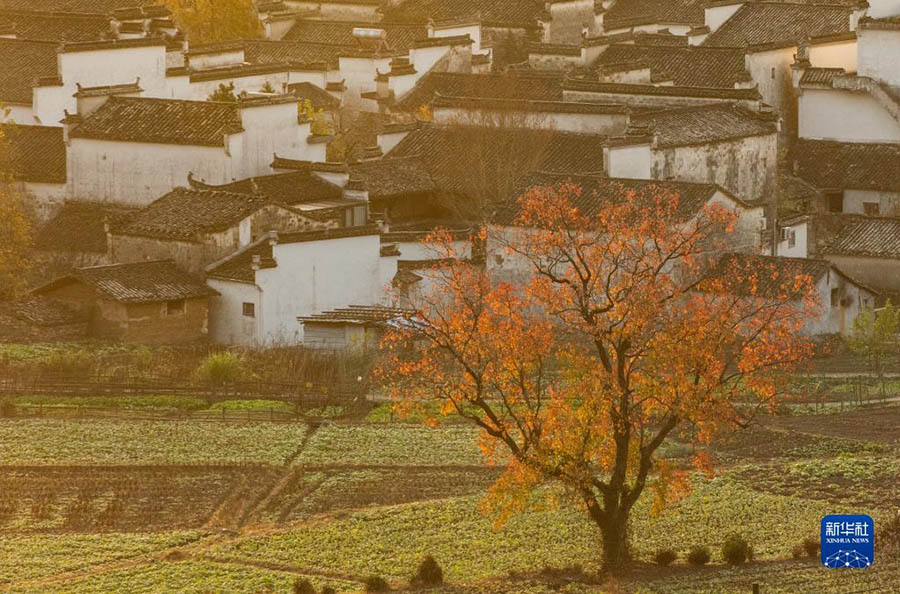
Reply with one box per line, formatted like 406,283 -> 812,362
379,183 -> 819,572
166,0 -> 261,45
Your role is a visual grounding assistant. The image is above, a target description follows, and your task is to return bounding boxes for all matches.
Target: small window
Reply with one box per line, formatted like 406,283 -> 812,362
166,299 -> 185,316
242,302 -> 256,318
863,202 -> 880,216
830,288 -> 841,307
787,230 -> 796,249
826,191 -> 843,213
771,67 -> 776,80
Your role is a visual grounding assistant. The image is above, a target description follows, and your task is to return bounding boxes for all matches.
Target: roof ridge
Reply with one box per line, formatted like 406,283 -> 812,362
105,95 -> 239,108
74,259 -> 176,272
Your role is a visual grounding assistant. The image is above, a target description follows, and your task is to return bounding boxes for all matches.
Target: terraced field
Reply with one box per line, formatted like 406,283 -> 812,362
0,408 -> 897,593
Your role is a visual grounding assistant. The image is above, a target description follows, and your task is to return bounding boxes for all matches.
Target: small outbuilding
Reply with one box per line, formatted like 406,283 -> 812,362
33,260 -> 218,343
299,305 -> 414,351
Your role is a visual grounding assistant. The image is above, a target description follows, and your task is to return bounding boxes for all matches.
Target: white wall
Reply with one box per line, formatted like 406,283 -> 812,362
867,0 -> 900,18
239,101 -> 315,172
607,144 -> 653,179
432,23 -> 482,53
809,39 -> 858,72
775,220 -> 809,258
66,138 -> 234,206
798,88 -> 900,142
432,105 -> 628,135
339,55 -> 392,103
2,104 -> 36,125
843,189 -> 900,216
253,234 -> 385,344
705,2 -> 745,34
858,28 -> 900,87
808,270 -> 876,336
208,278 -> 261,345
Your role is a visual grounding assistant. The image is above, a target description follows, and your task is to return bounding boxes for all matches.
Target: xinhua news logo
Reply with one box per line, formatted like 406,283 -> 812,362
821,514 -> 874,569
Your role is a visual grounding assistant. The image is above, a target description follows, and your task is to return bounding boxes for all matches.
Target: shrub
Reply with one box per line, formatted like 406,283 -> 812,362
802,536 -> 820,558
292,578 -> 316,594
0,400 -> 16,418
198,351 -> 244,385
412,555 -> 443,586
722,533 -> 751,565
364,576 -> 389,592
653,549 -> 677,567
792,544 -> 804,560
687,545 -> 711,566
320,588 -> 336,594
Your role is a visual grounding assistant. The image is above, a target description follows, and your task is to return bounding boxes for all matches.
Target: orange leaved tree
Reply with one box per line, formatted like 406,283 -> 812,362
379,183 -> 819,573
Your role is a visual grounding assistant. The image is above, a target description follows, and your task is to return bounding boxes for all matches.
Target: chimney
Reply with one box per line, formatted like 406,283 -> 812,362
251,254 -> 261,271
343,173 -> 369,202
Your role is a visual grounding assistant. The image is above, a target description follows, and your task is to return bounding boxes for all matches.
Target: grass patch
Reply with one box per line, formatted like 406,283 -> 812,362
0,419 -> 309,465
3,395 -> 208,412
0,532 -> 202,584
15,560 -> 359,594
296,424 -> 489,466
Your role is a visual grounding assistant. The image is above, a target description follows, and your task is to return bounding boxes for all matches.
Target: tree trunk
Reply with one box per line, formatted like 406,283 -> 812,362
598,508 -> 631,574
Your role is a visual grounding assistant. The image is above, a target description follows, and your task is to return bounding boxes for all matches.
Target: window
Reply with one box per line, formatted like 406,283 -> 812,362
165,299 -> 185,316
863,202 -> 880,217
831,288 -> 841,307
242,302 -> 255,318
787,229 -> 796,249
826,191 -> 843,213
771,67 -> 776,80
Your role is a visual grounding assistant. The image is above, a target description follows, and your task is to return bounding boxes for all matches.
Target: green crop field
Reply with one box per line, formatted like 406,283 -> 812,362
0,404 -> 898,593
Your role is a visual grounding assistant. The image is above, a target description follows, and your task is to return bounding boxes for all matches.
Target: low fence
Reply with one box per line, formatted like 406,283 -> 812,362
783,373 -> 900,411
0,372 -> 366,408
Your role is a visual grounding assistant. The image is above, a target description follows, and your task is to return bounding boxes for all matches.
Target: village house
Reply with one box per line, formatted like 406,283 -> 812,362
487,172 -> 766,282
775,214 -> 900,300
33,259 -> 217,343
298,304 -> 413,350
33,201 -> 138,283
604,102 -> 778,203
705,252 -> 878,337
205,226 -> 388,345
702,1 -> 863,141
64,94 -> 326,205
107,187 -> 333,273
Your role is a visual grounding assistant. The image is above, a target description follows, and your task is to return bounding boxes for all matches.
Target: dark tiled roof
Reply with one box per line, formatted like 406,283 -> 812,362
596,44 -> 750,88
822,217 -> 900,259
0,10 -> 110,41
383,0 -> 542,27
703,2 -> 853,49
794,140 -> 900,192
70,96 -> 242,146
800,67 -> 847,86
388,124 -> 607,191
36,260 -> 217,303
499,171 -> 721,225
289,81 -> 341,110
397,71 -> 564,110
242,40 -> 342,68
35,202 -> 137,254
207,171 -> 343,206
299,304 -> 414,324
349,157 -> 436,200
1,124 -> 66,183
703,253 -> 834,299
604,0 -> 706,30
115,188 -> 273,241
0,38 -> 59,105
283,20 -> 426,51
631,103 -> 776,148
562,77 -> 761,100
207,239 -> 275,283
